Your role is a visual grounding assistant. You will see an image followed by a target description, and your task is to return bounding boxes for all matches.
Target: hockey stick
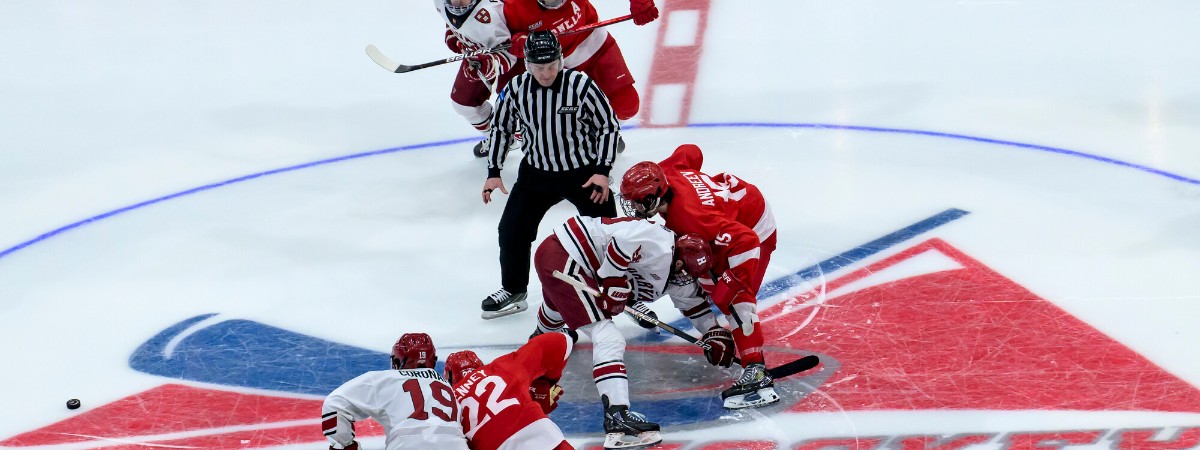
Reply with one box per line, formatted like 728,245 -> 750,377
366,14 -> 634,74
551,270 -> 820,380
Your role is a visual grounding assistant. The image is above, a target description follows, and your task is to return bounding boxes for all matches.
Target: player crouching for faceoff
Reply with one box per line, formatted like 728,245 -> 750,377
531,214 -> 674,449
442,331 -> 575,450
619,144 -> 782,409
322,333 -> 469,450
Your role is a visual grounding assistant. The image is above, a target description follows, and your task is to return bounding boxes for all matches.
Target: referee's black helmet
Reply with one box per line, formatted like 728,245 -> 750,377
524,31 -> 562,64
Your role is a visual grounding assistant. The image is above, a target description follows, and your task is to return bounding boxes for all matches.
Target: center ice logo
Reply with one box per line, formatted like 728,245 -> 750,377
6,210 -> 1200,448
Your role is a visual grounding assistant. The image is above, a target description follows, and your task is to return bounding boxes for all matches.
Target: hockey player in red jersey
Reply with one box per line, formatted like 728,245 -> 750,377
442,331 -> 575,450
435,0 -> 526,158
530,214 -> 673,449
618,143 -> 781,409
322,333 -> 469,450
503,0 -> 658,121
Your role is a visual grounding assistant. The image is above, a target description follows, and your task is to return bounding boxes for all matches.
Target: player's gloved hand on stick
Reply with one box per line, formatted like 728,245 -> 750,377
464,53 -> 500,82
629,0 -> 659,25
701,327 -> 736,367
711,270 -> 753,313
598,276 -> 632,316
509,33 -> 528,59
444,28 -> 464,53
529,377 -> 564,414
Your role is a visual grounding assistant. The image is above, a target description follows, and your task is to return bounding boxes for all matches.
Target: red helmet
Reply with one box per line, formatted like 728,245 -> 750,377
443,350 -> 484,384
620,161 -> 669,218
675,233 -> 713,277
392,333 -> 437,369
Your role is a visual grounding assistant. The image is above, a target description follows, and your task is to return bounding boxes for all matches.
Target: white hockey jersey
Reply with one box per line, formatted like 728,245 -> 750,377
553,215 -> 675,302
322,368 -> 469,450
434,0 -> 517,68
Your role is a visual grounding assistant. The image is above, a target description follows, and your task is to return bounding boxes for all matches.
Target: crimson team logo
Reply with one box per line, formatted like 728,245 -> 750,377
5,209 -> 1200,449
474,9 -> 490,24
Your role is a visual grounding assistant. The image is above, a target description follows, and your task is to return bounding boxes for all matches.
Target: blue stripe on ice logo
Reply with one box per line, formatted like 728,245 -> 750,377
130,313 -> 391,395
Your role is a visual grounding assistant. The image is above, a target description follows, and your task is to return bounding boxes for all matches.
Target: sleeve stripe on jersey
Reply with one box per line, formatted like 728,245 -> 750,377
683,303 -> 712,319
605,241 -> 632,270
727,247 -> 761,269
321,415 -> 338,436
565,218 -> 602,269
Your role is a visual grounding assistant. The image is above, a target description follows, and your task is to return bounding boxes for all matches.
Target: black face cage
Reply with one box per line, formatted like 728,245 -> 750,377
619,194 -> 660,219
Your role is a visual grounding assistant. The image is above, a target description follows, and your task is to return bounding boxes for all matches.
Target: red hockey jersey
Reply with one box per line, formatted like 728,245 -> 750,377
503,0 -> 609,68
452,332 -> 572,450
658,144 -> 777,308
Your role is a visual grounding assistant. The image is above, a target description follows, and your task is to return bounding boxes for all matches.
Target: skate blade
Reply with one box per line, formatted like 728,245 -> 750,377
603,431 -> 662,449
481,300 -> 528,320
722,387 -> 781,410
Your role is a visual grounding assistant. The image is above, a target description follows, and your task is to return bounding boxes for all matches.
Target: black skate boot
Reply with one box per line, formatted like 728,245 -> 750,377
720,363 -> 780,409
529,327 -> 579,342
601,395 -> 661,449
481,289 -> 528,319
472,137 -> 489,158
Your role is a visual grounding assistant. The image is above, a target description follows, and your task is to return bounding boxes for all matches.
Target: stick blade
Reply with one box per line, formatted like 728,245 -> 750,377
365,44 -> 403,73
766,355 -> 820,380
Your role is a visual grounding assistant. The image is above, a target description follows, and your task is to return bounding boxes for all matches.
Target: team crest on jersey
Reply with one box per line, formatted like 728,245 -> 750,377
474,9 -> 491,24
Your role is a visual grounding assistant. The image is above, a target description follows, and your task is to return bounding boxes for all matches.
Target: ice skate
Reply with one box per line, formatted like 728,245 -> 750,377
472,137 -> 490,158
720,363 -> 780,409
529,326 -> 578,342
602,395 -> 661,449
481,289 -> 528,319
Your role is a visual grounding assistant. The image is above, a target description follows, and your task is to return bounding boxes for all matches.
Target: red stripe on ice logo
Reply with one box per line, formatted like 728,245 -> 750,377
0,384 -> 383,448
759,238 -> 1200,413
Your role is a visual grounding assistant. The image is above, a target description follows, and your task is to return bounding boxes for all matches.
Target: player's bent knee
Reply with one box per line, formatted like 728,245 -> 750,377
609,84 -> 640,121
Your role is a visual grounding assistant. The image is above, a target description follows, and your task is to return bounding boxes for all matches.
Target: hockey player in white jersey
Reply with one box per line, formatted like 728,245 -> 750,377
435,0 -> 524,158
321,333 -> 469,450
530,215 -> 670,449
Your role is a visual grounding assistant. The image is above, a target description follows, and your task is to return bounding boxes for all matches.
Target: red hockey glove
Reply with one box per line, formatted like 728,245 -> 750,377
463,54 -> 501,82
330,441 -> 359,450
509,32 -> 528,59
629,0 -> 659,25
710,270 -> 753,314
529,377 -> 564,414
700,327 -> 736,367
444,27 -> 464,54
598,276 -> 632,316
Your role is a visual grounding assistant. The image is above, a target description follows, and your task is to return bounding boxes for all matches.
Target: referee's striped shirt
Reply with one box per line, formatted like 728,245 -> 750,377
486,68 -> 621,178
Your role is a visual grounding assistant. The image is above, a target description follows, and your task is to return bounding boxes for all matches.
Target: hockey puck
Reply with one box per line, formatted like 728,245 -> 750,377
66,399 -> 81,410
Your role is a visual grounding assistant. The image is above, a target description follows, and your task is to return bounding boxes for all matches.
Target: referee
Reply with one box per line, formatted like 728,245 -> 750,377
479,30 -> 621,319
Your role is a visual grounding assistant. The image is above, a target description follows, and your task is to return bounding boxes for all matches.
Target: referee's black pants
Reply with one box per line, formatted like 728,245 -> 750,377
498,162 -> 617,294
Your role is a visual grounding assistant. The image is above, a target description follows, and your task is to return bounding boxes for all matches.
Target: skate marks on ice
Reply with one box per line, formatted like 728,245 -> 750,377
552,344 -> 836,434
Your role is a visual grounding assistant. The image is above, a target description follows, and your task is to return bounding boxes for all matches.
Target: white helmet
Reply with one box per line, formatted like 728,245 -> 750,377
538,0 -> 567,9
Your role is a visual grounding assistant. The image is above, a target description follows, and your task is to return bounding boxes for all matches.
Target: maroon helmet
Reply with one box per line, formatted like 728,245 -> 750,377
675,233 -> 714,278
392,333 -> 437,369
443,350 -> 484,384
620,161 -> 669,218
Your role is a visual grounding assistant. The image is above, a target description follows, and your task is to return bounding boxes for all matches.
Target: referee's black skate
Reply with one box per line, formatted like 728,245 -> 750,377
481,289 -> 528,319
720,362 -> 781,409
601,395 -> 661,449
472,137 -> 489,158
